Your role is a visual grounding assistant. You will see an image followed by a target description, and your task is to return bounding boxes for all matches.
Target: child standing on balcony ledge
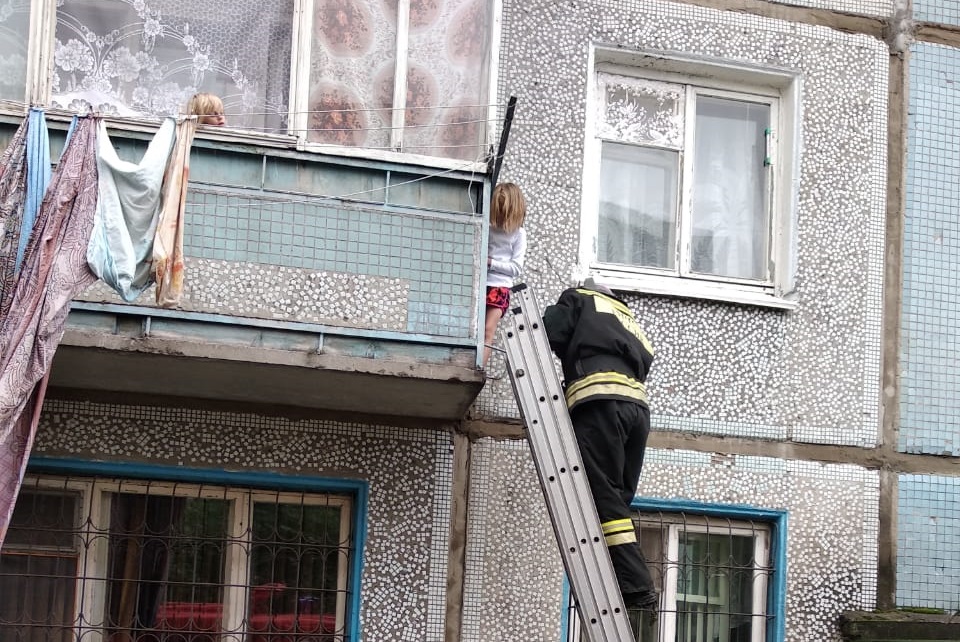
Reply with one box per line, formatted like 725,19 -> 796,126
186,92 -> 226,126
483,182 -> 527,368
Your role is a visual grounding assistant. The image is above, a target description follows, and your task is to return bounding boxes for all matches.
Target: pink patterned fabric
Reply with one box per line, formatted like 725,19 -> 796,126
0,116 -> 99,547
0,119 -> 29,319
153,118 -> 197,308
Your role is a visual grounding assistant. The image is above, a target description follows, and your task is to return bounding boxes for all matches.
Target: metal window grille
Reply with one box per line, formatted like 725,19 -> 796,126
567,512 -> 774,642
0,476 -> 354,642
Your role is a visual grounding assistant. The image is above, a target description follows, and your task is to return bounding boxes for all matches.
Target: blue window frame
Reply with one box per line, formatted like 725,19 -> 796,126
561,499 -> 787,642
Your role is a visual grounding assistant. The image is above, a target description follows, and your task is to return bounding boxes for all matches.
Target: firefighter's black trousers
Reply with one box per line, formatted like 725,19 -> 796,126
570,398 -> 655,597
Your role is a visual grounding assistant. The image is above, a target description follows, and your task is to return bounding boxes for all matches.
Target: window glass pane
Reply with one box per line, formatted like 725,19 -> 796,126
690,96 -> 770,281
0,0 -> 30,103
309,0 -> 396,149
52,0 -> 293,130
309,0 -> 491,160
598,141 -> 678,269
0,490 -> 79,642
403,0 -> 492,160
677,531 -> 756,642
107,494 -> 229,640
598,74 -> 684,148
250,501 -> 347,639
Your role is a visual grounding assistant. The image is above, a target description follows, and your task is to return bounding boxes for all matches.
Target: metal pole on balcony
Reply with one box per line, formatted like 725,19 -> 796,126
489,95 -> 517,186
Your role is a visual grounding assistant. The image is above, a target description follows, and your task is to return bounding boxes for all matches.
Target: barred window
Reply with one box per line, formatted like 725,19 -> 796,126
0,476 -> 354,642
568,512 -> 775,642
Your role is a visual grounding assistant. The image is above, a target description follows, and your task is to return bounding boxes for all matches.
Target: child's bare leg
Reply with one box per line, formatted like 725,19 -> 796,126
483,306 -> 503,367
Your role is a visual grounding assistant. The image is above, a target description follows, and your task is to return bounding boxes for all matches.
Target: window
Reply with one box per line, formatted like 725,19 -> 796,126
0,0 -> 30,104
565,508 -> 783,642
0,475 -> 357,642
582,51 -> 799,308
51,0 -> 294,130
0,0 -> 497,163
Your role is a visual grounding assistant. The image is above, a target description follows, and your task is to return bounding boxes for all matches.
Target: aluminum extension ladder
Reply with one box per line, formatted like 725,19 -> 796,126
499,283 -> 635,642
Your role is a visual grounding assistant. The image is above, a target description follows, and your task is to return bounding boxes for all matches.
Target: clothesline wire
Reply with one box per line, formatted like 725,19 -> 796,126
203,102 -> 510,117
339,142 -> 492,151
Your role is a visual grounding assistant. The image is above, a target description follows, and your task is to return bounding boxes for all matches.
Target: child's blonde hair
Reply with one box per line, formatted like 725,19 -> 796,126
187,93 -> 222,115
490,182 -> 526,233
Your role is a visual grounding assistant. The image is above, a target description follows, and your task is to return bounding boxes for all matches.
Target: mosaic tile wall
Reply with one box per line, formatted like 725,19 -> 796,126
900,43 -> 960,456
462,439 -> 564,642
914,0 -> 960,25
80,186 -> 481,340
32,399 -> 455,642
898,474 -> 960,610
465,440 -> 879,642
80,259 -> 410,331
477,0 -> 888,449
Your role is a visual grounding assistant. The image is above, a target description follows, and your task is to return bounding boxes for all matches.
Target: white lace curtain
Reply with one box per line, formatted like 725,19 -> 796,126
596,74 -> 770,281
689,96 -> 769,281
51,0 -> 293,131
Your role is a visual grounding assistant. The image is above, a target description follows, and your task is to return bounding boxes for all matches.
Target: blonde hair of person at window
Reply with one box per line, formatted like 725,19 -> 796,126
483,182 -> 528,368
186,93 -> 226,126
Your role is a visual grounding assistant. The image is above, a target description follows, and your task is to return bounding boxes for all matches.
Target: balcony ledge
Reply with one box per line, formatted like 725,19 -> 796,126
52,323 -> 485,422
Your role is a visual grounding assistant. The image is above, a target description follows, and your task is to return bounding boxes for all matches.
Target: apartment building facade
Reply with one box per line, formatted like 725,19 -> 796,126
0,0 -> 956,641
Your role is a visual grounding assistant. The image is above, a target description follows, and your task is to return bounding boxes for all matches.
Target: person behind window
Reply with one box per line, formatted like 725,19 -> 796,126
186,92 -> 226,126
483,182 -> 527,368
542,281 -> 658,618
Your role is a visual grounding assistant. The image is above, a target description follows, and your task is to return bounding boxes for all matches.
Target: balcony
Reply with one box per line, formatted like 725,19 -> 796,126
6,117 -> 489,421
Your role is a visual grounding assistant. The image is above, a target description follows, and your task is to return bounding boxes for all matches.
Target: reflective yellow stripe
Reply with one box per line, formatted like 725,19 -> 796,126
576,289 -> 654,355
605,531 -> 638,547
565,372 -> 648,407
601,518 -> 634,535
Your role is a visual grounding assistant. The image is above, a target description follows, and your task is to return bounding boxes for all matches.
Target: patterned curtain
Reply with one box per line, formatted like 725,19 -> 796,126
51,0 -> 293,131
0,115 -> 99,547
309,0 -> 491,160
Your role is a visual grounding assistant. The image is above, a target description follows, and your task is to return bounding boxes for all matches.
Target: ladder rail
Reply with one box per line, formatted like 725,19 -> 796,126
500,284 -> 634,642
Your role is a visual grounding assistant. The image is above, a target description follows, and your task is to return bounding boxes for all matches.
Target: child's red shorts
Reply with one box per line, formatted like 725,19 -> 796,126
486,286 -> 510,313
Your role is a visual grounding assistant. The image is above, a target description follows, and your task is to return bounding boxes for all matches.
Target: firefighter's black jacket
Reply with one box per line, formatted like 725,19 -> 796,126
542,287 -> 654,411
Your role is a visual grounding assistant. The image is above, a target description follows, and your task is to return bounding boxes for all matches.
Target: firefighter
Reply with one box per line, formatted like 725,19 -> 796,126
542,280 -> 658,613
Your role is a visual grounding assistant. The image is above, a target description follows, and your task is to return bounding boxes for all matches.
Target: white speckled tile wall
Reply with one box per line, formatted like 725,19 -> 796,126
33,399 -> 454,642
465,439 -> 879,642
477,0 -> 887,451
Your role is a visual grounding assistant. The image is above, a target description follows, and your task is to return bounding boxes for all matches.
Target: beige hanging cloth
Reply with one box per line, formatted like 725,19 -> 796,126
153,118 -> 197,307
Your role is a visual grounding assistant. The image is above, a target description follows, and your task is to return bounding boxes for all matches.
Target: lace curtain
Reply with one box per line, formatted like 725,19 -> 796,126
689,96 -> 769,281
597,75 -> 684,269
309,0 -> 491,160
0,0 -> 30,104
596,74 -> 770,281
51,0 -> 293,131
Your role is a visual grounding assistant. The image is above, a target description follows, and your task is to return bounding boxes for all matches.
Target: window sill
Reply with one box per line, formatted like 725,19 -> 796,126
0,104 -> 488,173
591,269 -> 798,310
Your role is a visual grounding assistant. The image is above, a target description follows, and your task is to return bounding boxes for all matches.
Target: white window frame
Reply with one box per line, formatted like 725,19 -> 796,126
580,46 -> 801,310
11,476 -> 353,642
7,0 -> 499,172
660,522 -> 770,642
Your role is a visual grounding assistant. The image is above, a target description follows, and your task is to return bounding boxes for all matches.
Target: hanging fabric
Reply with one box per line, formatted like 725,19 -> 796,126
0,115 -> 99,548
153,118 -> 197,308
0,117 -> 29,319
21,109 -> 52,270
87,117 -> 176,301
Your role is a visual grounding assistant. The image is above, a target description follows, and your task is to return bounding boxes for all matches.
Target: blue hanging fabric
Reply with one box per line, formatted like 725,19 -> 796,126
17,108 -> 51,272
